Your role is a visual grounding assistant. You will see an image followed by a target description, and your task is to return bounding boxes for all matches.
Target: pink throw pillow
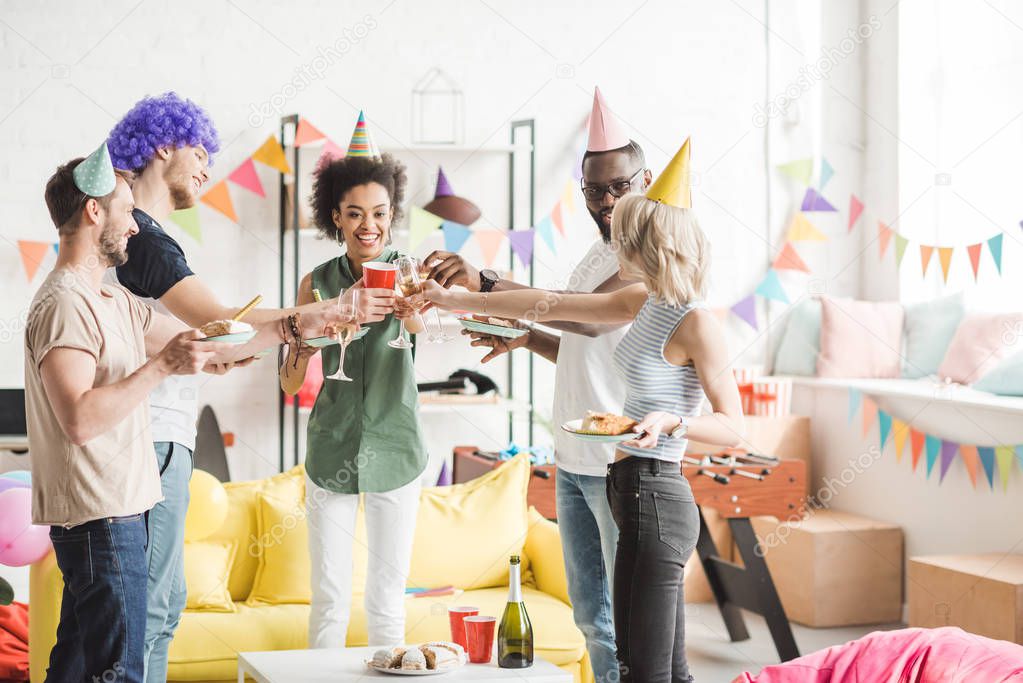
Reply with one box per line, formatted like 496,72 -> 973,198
816,297 -> 904,378
937,312 -> 1023,384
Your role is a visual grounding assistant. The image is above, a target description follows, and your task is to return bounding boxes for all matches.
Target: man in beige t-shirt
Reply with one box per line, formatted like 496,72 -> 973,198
27,153 -> 348,682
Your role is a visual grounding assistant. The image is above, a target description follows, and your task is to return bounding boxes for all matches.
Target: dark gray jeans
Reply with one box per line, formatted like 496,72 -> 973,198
607,457 -> 700,683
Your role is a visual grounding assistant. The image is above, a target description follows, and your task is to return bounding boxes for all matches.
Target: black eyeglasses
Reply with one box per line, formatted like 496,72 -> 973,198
580,168 -> 645,202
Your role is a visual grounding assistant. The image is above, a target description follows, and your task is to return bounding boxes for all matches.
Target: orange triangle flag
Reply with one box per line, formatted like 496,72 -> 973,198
967,243 -> 982,281
200,180 -> 238,223
17,240 -> 51,282
294,118 -> 327,147
773,242 -> 809,272
938,247 -> 954,283
551,202 -> 565,236
909,429 -> 925,471
475,230 -> 505,267
878,221 -> 893,258
861,397 -> 877,437
959,445 -> 979,488
892,419 -> 909,462
252,135 -> 292,174
920,245 -> 935,275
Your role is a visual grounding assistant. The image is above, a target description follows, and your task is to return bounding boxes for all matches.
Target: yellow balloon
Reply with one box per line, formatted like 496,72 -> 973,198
184,469 -> 229,542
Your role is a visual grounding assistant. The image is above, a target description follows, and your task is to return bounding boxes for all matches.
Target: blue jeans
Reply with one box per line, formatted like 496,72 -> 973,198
47,514 -> 149,683
143,442 -> 192,683
556,469 -> 620,683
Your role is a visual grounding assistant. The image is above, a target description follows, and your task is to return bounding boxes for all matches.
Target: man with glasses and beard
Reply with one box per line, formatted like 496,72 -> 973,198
423,88 -> 651,683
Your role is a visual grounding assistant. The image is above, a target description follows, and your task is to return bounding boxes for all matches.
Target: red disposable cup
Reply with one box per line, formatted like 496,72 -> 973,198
463,615 -> 497,664
447,606 -> 479,650
363,262 -> 397,290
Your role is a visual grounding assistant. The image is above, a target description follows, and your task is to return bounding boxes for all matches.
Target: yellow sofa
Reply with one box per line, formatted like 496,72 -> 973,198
30,455 -> 592,683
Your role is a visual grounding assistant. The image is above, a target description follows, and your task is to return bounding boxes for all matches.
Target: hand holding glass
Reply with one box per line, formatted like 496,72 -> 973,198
325,289 -> 359,381
388,257 -> 421,350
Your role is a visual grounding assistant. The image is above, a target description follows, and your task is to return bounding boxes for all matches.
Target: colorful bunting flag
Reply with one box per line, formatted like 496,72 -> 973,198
408,206 -> 443,252
960,445 -> 980,488
316,139 -> 346,171
777,159 -> 813,184
508,229 -> 536,268
878,222 -> 894,258
895,234 -> 909,268
561,179 -> 576,213
730,295 -> 758,330
772,242 -> 809,272
17,240 -> 51,282
861,397 -> 878,437
551,203 -> 565,236
475,230 -> 505,267
847,389 -> 862,425
988,234 -> 1003,274
200,180 -> 238,222
938,247 -> 954,283
910,429 -> 925,471
924,435 -> 941,478
441,221 -> 472,254
939,440 -> 958,482
786,213 -> 827,242
996,445 -> 1014,491
800,189 -> 837,212
848,195 -> 864,232
978,446 -> 996,489
168,206 -> 201,243
892,419 -> 908,461
819,159 -> 834,189
227,158 -> 265,197
294,118 -> 326,147
252,135 -> 291,174
967,243 -> 982,281
878,410 -> 892,446
1017,445 -> 1023,472
754,268 -> 789,303
920,245 -> 935,275
52,243 -> 59,254
535,216 -> 556,253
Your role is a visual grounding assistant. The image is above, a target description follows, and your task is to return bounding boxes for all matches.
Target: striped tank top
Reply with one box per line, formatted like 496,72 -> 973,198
613,296 -> 706,462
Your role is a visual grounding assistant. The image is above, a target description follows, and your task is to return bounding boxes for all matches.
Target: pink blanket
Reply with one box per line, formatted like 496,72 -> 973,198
734,627 -> 1023,683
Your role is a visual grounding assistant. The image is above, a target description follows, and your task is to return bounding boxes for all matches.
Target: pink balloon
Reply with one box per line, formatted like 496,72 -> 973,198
0,488 -> 51,567
0,478 -> 29,495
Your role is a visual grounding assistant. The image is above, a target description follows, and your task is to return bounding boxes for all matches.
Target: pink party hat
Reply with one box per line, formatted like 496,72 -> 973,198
587,86 -> 630,152
435,167 -> 454,198
347,110 -> 380,158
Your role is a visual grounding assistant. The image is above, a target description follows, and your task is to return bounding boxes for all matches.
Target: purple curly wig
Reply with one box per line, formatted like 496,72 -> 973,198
107,92 -> 221,173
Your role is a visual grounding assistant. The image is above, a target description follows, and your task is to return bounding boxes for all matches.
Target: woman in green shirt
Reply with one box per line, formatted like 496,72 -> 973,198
279,153 -> 428,649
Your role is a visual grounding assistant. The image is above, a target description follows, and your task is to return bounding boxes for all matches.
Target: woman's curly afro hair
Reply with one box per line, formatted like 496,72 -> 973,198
309,153 -> 407,240
107,92 -> 221,173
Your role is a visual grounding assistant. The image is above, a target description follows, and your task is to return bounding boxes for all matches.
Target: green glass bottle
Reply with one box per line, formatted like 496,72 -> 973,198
498,554 -> 533,668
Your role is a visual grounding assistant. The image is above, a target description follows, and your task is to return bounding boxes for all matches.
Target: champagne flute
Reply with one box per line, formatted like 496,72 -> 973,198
388,256 -> 420,350
418,258 -> 453,343
325,289 -> 359,381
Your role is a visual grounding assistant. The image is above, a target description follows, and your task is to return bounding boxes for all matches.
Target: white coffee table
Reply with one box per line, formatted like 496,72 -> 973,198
237,646 -> 572,682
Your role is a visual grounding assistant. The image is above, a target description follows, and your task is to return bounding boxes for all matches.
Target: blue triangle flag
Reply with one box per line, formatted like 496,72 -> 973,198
978,446 -> 996,488
754,269 -> 790,304
441,221 -> 472,254
987,234 -> 1003,274
820,159 -> 834,189
52,243 -> 59,255
925,435 -> 941,477
535,216 -> 556,253
878,410 -> 892,446
847,388 -> 862,425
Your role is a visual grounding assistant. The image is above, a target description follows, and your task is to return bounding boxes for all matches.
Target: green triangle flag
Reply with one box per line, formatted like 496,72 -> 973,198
777,159 -> 813,184
995,445 -> 1014,490
987,234 -> 1003,274
409,206 -> 443,252
169,206 -> 201,243
894,234 -> 909,268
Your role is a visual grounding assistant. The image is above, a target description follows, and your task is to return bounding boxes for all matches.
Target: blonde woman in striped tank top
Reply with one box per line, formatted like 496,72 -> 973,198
425,191 -> 745,682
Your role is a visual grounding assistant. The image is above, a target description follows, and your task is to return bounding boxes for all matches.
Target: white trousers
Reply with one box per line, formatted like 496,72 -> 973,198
305,474 -> 421,648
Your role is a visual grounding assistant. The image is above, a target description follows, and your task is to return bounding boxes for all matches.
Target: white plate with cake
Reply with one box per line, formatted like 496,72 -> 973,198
367,642 -> 466,676
457,316 -> 527,340
199,319 -> 257,344
562,411 -> 641,443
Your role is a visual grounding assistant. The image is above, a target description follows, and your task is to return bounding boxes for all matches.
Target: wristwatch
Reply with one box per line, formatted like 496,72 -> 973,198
669,415 -> 690,440
479,269 -> 499,293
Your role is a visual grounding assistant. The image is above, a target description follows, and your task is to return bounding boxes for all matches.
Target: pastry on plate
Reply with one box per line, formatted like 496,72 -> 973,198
420,641 -> 467,669
200,319 -> 253,337
400,646 -> 427,670
485,317 -> 513,328
579,411 -> 638,436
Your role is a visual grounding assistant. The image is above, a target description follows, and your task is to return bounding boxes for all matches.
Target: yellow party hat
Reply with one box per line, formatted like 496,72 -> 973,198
645,137 -> 691,209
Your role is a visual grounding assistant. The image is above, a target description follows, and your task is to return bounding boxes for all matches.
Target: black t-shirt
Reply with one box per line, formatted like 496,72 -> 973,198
116,209 -> 194,299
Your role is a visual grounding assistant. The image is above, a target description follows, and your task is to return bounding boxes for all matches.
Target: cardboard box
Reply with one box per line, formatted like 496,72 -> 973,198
687,415 -> 812,493
908,554 -> 1023,644
751,510 -> 903,627
684,508 -> 731,603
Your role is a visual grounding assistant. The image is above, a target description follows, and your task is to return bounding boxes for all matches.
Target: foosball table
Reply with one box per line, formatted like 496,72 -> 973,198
684,450 -> 806,662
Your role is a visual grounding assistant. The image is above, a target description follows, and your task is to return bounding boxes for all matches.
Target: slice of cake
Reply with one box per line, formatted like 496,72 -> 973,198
199,319 -> 253,338
579,411 -> 638,436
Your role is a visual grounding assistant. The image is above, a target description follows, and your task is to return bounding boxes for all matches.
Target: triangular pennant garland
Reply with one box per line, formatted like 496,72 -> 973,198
316,138 -> 346,171
878,221 -> 893,258
535,216 -> 556,253
508,229 -> 536,268
848,195 -> 864,232
925,435 -> 941,478
17,240 -> 51,282
754,269 -> 789,303
895,234 -> 909,268
169,206 -> 202,243
910,429 -> 925,471
294,118 -> 327,147
772,242 -> 809,272
878,410 -> 892,446
800,188 -> 837,212
551,203 -> 565,236
819,159 -> 834,189
847,389 -> 862,425
475,230 -> 505,268
777,159 -> 813,184
200,180 -> 238,222
786,213 -> 827,242
441,221 -> 472,254
967,243 -> 983,281
996,445 -> 1014,491
920,245 -> 935,275
861,397 -> 878,436
960,445 -> 980,488
938,247 -> 954,283
408,206 -> 444,252
730,295 -> 758,330
939,440 -> 958,482
892,419 -> 908,461
227,158 -> 265,197
252,135 -> 292,174
978,446 -> 996,489
987,234 -> 1003,274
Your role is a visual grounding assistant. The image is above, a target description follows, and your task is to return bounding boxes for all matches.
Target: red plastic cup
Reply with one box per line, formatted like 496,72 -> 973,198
447,606 -> 479,650
363,262 -> 397,290
463,615 -> 497,664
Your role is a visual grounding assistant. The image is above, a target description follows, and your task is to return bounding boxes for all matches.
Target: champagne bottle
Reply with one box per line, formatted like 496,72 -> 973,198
497,555 -> 533,668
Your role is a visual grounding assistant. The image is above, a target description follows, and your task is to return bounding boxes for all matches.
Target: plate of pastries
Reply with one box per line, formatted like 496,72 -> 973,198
367,642 -> 467,675
199,319 -> 256,344
562,411 -> 640,443
457,316 -> 527,340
